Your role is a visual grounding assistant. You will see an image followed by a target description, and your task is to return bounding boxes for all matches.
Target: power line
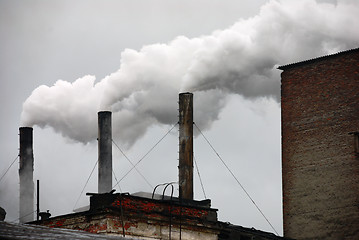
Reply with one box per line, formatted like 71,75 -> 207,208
194,123 -> 279,236
0,155 -> 19,183
112,140 -> 153,189
113,123 -> 178,189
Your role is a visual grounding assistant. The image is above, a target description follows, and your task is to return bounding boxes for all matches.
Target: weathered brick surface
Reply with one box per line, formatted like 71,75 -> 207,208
280,49 -> 359,239
36,194 -> 220,240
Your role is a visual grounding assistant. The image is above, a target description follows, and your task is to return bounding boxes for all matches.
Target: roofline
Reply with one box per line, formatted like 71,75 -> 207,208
218,221 -> 293,240
277,47 -> 359,70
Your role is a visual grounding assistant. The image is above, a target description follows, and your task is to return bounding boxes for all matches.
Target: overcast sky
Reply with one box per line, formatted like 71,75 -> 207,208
1,0 -> 358,236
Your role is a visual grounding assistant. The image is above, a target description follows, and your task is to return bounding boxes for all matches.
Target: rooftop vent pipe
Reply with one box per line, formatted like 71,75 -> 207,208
19,127 -> 34,223
178,93 -> 194,200
39,210 -> 51,221
98,111 -> 112,193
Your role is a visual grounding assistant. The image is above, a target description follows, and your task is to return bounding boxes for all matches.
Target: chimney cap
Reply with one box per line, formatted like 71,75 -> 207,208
179,92 -> 193,96
19,127 -> 33,130
98,111 -> 112,114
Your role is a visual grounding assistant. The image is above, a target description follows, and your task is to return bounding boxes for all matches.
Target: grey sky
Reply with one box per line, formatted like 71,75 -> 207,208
1,0 -> 358,236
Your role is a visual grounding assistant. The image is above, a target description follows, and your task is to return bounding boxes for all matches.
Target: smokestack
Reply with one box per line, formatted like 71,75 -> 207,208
19,127 -> 34,223
178,93 -> 194,200
98,111 -> 112,193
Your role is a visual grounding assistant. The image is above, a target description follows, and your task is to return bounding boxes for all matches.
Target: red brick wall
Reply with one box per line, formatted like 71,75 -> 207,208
281,50 -> 359,240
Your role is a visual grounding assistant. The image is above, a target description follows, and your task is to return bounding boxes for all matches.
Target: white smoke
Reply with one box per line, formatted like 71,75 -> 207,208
21,0 -> 359,147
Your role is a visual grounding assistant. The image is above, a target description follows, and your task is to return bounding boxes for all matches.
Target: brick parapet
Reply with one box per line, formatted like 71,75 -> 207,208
33,194 -> 220,239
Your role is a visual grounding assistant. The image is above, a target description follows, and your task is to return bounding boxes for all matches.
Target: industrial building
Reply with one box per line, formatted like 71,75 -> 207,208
3,48 -> 358,239
10,93 -> 288,240
279,47 -> 359,239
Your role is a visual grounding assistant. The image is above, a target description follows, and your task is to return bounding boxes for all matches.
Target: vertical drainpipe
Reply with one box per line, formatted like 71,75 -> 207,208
98,111 -> 112,193
19,127 -> 34,223
178,92 -> 194,200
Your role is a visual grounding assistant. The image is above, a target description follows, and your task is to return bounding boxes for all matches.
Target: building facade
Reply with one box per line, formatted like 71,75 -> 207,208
279,48 -> 359,239
32,191 -> 290,240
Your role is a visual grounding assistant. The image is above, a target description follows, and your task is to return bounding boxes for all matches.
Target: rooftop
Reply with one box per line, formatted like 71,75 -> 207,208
0,221 -> 138,240
278,47 -> 359,70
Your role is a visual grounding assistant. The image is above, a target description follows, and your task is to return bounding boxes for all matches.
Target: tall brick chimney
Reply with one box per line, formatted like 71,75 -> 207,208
98,111 -> 112,193
19,127 -> 34,223
178,93 -> 194,200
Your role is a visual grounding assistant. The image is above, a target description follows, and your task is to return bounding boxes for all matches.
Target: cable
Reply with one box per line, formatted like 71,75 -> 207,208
113,123 -> 178,189
194,156 -> 207,199
10,210 -> 37,223
112,169 -> 122,193
0,155 -> 19,183
194,123 -> 279,236
73,160 -> 98,211
112,140 -> 153,189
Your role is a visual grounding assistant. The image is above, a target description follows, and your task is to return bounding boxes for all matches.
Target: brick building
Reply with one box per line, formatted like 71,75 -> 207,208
33,192 -> 220,239
29,187 -> 290,239
18,94 -> 289,240
279,48 -> 359,239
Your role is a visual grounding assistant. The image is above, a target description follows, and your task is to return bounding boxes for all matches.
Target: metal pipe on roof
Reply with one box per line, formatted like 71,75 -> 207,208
178,92 -> 194,200
37,180 -> 39,221
19,127 -> 34,223
98,111 -> 113,193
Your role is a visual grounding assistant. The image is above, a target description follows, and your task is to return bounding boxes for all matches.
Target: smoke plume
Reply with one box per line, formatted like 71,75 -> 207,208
21,0 -> 359,147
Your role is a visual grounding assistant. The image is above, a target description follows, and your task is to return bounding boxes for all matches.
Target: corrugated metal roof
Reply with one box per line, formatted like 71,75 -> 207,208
278,47 -> 359,70
0,221 -> 139,240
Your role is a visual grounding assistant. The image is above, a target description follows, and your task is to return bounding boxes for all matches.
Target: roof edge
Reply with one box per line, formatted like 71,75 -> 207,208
278,47 -> 359,70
